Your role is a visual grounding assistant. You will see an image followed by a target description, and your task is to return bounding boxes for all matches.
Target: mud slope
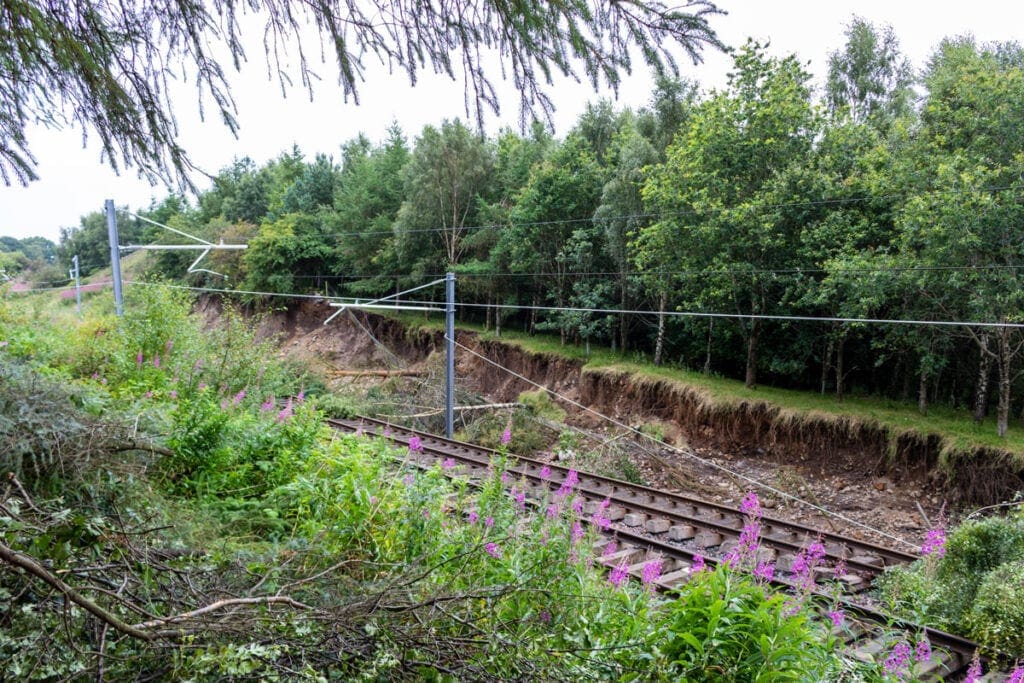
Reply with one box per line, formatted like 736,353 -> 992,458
207,297 -> 1024,508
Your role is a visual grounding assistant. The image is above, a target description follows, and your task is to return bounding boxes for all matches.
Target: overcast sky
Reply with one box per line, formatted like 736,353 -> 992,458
3,0 -> 1024,244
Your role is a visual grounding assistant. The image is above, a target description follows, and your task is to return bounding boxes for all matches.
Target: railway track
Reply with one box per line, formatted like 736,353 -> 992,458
328,415 -> 1005,681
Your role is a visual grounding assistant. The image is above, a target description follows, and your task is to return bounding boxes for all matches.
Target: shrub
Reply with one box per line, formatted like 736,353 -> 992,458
966,559 -> 1024,657
651,564 -> 836,681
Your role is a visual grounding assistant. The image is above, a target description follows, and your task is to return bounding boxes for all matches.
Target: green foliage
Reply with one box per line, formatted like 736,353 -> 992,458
878,510 -> 1024,657
966,559 -> 1024,655
518,389 -> 568,422
651,564 -> 836,681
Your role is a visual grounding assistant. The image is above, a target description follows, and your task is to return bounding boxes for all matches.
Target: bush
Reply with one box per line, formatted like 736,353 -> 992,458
650,564 -> 836,681
966,559 -> 1024,657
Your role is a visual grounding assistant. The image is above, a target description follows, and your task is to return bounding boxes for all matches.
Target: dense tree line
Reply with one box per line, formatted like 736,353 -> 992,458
58,21 -> 1024,436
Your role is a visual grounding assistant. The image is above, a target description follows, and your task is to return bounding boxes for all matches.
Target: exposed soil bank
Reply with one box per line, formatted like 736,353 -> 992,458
212,297 -> 1024,509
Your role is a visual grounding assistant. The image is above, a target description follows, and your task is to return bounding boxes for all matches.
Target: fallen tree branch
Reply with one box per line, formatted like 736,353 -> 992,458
105,441 -> 176,458
330,369 -> 424,378
0,540 -> 156,642
130,596 -> 313,630
397,402 -> 525,419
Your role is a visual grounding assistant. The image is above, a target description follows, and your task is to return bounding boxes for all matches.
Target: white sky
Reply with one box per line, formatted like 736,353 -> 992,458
2,0 -> 1023,244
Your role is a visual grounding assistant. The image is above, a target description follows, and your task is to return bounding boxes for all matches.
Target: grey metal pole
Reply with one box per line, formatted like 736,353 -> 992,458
445,271 -> 455,439
104,200 -> 124,316
72,254 -> 82,316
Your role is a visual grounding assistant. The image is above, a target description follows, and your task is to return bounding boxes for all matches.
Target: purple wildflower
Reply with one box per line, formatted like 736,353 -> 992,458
914,639 -> 931,663
409,436 -> 423,453
296,389 -> 305,404
608,560 -> 629,588
754,561 -> 775,583
538,610 -> 551,624
570,521 -> 584,545
485,542 -> 502,559
546,503 -> 559,519
826,609 -> 844,628
468,510 -> 479,524
603,541 -> 618,557
1006,666 -> 1024,683
260,396 -> 274,412
403,473 -> 415,486
539,465 -> 552,479
145,391 -> 154,399
153,353 -> 160,369
740,490 -> 762,518
165,339 -> 173,354
277,398 -> 293,422
136,351 -> 143,368
572,498 -> 584,515
512,488 -> 526,510
169,390 -> 178,399
442,457 -> 456,469
500,428 -> 512,445
692,553 -> 706,573
921,526 -> 947,558
883,642 -> 911,680
198,382 -> 207,390
641,559 -> 662,586
556,469 -> 578,497
220,398 -> 228,409
501,471 -> 511,485
484,516 -> 494,528
964,654 -> 983,683
233,389 -> 246,405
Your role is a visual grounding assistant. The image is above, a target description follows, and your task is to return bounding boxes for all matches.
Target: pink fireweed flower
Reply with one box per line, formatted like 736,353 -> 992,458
233,389 -> 246,405
570,521 -> 585,546
754,561 -> 775,583
402,473 -> 415,486
260,396 -> 274,412
442,457 -> 456,469
1006,666 -> 1024,683
408,436 -> 423,453
546,503 -> 559,519
145,391 -> 154,399
136,351 -> 143,368
914,639 -> 931,663
691,553 -> 706,573
603,541 -> 618,557
608,560 -> 629,588
539,465 -> 552,479
485,542 -> 501,558
198,382 -> 206,390
220,398 -> 228,409
921,526 -> 947,558
740,490 -> 762,518
883,642 -> 911,680
276,398 -> 293,422
500,428 -> 512,445
512,488 -> 526,510
641,559 -> 662,587
572,498 -> 584,515
556,469 -> 579,497
484,516 -> 494,528
296,389 -> 305,404
169,390 -> 178,399
501,471 -> 511,485
468,510 -> 479,524
592,510 -> 612,531
538,610 -> 551,624
165,339 -> 173,354
153,353 -> 160,369
826,609 -> 844,628
964,654 -> 983,683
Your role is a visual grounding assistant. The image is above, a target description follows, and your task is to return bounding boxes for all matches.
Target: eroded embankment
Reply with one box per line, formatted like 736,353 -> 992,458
206,297 -> 1024,508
